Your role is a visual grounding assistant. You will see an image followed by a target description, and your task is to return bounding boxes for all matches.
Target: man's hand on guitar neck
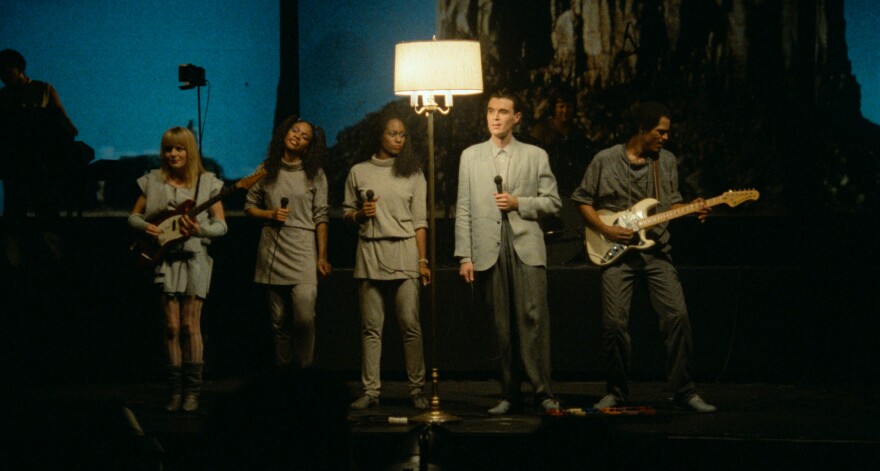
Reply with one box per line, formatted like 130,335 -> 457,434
674,198 -> 712,223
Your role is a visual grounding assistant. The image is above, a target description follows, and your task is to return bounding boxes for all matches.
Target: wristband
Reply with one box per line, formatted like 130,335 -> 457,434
127,213 -> 150,231
200,219 -> 228,238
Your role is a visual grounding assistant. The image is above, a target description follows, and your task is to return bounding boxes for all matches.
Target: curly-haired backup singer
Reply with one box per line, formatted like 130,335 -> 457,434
245,116 -> 331,369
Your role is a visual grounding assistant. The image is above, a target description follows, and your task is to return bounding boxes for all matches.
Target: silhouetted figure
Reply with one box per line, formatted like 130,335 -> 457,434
0,49 -> 77,266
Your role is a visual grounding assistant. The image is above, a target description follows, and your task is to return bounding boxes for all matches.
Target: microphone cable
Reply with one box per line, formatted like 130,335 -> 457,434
266,196 -> 289,286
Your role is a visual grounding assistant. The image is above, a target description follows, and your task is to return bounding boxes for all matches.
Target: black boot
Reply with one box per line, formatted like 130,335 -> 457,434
181,362 -> 203,412
165,365 -> 183,412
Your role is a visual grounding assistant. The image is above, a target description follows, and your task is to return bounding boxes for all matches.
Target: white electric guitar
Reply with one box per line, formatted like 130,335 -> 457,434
584,189 -> 759,266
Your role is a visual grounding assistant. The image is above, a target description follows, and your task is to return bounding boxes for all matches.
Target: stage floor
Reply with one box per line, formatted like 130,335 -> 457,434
7,378 -> 880,470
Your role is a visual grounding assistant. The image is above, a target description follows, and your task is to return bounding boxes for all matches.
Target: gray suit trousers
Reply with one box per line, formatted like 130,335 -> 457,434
477,221 -> 554,401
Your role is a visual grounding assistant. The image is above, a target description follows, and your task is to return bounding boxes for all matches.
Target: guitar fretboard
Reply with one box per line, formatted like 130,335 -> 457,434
185,169 -> 264,217
188,185 -> 237,217
636,195 -> 727,230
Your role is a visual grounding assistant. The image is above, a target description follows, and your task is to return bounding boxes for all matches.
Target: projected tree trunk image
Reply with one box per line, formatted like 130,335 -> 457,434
329,1 -> 877,213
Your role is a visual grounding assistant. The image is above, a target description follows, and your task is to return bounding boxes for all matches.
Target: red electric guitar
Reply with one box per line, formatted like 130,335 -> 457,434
130,169 -> 266,266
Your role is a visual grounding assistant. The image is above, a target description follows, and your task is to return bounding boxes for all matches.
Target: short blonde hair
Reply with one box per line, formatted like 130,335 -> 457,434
159,127 -> 204,187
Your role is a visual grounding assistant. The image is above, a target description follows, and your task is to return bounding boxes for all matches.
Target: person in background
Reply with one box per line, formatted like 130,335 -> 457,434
529,86 -> 594,195
245,116 -> 331,369
344,112 -> 430,411
128,127 -> 227,412
0,48 -> 78,266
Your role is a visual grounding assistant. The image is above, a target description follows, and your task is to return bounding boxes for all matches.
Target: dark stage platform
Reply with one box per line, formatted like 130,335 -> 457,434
5,379 -> 880,470
1,214 -> 878,468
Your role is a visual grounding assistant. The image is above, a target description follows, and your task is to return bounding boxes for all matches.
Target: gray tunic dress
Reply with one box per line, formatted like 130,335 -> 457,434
137,170 -> 223,298
245,161 -> 329,285
343,156 -> 427,280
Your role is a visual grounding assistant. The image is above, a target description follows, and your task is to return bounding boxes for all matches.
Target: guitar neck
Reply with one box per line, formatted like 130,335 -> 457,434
637,195 -> 727,230
184,169 -> 266,218
188,185 -> 236,217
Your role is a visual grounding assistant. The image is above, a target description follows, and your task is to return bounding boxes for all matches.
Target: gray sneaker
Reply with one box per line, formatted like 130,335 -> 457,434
677,394 -> 717,413
487,399 -> 522,415
540,398 -> 561,413
412,393 -> 429,410
350,395 -> 378,410
593,394 -> 620,409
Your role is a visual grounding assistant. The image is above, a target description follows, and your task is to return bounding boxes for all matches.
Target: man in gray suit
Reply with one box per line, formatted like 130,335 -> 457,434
454,90 -> 562,414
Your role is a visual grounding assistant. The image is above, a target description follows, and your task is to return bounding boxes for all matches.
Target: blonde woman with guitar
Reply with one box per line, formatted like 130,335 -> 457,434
127,127 -> 227,412
572,102 -> 727,414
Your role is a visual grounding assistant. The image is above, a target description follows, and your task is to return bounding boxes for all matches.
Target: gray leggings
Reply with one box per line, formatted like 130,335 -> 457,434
358,278 -> 425,397
267,284 -> 317,368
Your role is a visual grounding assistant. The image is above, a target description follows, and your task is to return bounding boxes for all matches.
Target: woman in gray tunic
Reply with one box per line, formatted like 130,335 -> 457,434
128,127 -> 227,412
345,113 -> 430,410
245,116 -> 331,369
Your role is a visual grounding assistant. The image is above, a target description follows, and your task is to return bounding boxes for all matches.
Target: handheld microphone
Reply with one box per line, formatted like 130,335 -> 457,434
275,197 -> 290,227
269,197 -> 290,283
494,175 -> 503,193
365,190 -> 375,202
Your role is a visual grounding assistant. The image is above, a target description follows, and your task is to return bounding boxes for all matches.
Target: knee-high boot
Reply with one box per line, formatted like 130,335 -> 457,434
165,365 -> 183,412
181,362 -> 203,412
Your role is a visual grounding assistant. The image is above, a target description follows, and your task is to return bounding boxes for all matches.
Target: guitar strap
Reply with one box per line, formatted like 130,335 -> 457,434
191,172 -> 203,216
651,159 -> 661,201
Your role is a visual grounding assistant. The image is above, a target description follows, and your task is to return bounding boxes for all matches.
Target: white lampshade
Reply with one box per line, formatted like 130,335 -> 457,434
394,40 -> 483,96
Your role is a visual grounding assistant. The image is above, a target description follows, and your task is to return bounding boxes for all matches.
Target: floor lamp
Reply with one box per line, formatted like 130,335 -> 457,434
394,39 -> 483,423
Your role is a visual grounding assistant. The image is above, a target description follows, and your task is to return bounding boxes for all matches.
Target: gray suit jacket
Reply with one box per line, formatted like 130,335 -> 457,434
454,137 -> 561,271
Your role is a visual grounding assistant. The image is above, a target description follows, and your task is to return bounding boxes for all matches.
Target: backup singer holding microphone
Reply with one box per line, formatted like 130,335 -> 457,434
128,127 -> 227,412
344,113 -> 430,410
245,116 -> 331,369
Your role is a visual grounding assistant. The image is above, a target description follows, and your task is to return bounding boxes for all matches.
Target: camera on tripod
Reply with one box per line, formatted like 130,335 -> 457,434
178,64 -> 206,89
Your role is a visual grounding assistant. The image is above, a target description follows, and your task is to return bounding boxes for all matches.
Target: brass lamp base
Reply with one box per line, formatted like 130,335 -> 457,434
410,368 -> 461,423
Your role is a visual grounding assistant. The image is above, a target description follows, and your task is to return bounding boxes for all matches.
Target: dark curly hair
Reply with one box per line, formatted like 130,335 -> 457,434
356,111 -> 422,178
627,102 -> 671,137
263,116 -> 326,183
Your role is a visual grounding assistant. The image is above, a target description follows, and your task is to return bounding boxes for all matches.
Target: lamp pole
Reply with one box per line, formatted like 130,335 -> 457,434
412,103 -> 458,423
394,39 -> 482,424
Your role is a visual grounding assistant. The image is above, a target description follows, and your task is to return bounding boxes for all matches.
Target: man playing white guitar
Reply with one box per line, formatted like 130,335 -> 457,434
571,102 -> 717,413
